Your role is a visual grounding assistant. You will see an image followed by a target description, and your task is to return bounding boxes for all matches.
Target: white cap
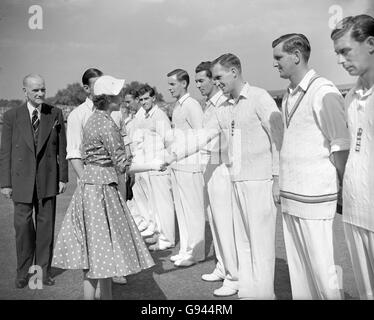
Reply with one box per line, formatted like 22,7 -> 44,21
93,75 -> 125,96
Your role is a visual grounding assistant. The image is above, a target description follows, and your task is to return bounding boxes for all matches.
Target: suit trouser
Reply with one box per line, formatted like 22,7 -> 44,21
282,212 -> 342,300
132,172 -> 155,231
232,179 -> 276,299
344,222 -> 374,300
204,162 -> 238,290
149,173 -> 175,247
13,191 -> 56,280
170,169 -> 205,261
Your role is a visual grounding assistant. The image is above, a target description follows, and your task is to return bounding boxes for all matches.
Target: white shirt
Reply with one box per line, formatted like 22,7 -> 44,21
137,105 -> 172,175
208,83 -> 283,181
201,90 -> 230,165
343,79 -> 374,232
171,92 -> 204,172
27,102 -> 41,121
66,97 -> 95,160
130,107 -> 147,164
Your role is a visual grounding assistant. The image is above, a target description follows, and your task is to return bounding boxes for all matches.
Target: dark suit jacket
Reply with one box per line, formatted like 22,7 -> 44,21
0,103 -> 68,203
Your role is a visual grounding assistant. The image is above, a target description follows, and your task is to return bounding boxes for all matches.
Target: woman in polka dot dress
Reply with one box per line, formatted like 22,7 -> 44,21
52,76 -> 164,300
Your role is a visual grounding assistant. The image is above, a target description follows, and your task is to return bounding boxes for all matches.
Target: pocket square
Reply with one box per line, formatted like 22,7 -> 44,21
52,119 -> 61,130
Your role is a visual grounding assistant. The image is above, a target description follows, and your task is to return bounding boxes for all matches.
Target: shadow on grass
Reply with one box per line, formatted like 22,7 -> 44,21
112,220 -> 214,300
50,267 -> 67,278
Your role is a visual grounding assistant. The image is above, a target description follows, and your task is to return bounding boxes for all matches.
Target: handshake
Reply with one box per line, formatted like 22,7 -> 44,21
150,152 -> 178,172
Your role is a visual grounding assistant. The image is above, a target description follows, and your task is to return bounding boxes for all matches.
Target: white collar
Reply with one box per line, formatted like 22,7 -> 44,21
85,97 -> 94,111
208,90 -> 225,107
178,93 -> 190,105
145,104 -> 158,118
27,101 -> 41,117
288,69 -> 316,95
354,78 -> 374,98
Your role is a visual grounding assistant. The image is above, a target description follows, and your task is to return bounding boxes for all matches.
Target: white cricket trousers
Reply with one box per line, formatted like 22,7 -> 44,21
282,213 -> 342,300
344,222 -> 374,300
204,162 -> 238,290
170,169 -> 205,261
232,179 -> 276,299
149,173 -> 175,247
132,172 -> 155,232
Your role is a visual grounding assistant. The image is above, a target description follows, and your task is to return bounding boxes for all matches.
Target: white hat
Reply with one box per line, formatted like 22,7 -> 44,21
93,75 -> 125,96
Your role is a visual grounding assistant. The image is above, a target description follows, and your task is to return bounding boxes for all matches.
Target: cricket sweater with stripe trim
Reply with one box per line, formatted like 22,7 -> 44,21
280,70 -> 350,219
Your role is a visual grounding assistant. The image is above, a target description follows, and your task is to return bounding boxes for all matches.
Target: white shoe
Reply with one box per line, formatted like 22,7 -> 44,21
174,257 -> 196,268
144,235 -> 158,244
112,276 -> 127,285
201,273 -> 224,282
149,243 -> 174,251
137,220 -> 148,232
141,227 -> 154,237
213,286 -> 238,297
170,254 -> 184,262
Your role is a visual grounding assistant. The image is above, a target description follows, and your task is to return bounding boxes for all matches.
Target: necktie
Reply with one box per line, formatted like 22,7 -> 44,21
32,108 -> 39,145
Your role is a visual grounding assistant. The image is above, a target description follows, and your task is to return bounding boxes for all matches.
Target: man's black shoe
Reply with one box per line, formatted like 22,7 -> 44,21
15,278 -> 28,289
42,277 -> 55,286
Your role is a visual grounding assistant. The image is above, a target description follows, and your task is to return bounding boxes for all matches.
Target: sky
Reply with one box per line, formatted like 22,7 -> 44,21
0,0 -> 373,102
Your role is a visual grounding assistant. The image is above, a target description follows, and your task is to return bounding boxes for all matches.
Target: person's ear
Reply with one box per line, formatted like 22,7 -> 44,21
83,84 -> 90,94
231,67 -> 238,79
293,50 -> 302,64
366,36 -> 374,54
182,80 -> 187,89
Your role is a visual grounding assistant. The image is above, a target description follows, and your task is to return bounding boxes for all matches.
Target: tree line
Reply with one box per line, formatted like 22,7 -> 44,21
1,80 -> 164,108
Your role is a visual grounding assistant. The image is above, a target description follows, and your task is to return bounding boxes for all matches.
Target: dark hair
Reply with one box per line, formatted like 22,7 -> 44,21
211,53 -> 242,74
167,69 -> 190,88
195,61 -> 212,78
138,84 -> 155,97
82,68 -> 103,86
92,94 -> 112,110
272,33 -> 311,62
124,89 -> 139,99
331,14 -> 374,42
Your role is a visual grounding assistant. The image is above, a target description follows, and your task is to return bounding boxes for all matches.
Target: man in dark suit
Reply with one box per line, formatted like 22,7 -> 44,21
0,74 -> 68,288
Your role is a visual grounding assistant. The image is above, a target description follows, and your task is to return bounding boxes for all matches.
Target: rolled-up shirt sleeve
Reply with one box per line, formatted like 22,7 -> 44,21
66,111 -> 83,160
313,87 -> 350,153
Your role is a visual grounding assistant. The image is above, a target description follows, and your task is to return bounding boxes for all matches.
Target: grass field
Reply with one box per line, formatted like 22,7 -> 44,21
0,164 -> 359,300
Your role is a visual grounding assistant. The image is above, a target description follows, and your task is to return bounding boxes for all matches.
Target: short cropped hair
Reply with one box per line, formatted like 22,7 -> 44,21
124,89 -> 139,99
272,33 -> 311,62
330,14 -> 374,42
138,84 -> 155,97
23,74 -> 44,87
211,53 -> 242,74
167,69 -> 190,88
82,68 -> 103,86
195,61 -> 212,78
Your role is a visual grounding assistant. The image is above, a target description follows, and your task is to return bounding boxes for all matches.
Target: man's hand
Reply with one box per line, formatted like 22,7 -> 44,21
1,188 -> 12,199
272,176 -> 280,205
165,152 -> 177,166
59,182 -> 67,194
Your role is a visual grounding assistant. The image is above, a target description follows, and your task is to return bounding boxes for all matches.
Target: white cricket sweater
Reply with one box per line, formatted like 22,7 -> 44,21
280,71 -> 350,219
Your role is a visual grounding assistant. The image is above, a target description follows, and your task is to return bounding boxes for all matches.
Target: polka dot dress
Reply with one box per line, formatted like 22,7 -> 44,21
52,110 -> 155,279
